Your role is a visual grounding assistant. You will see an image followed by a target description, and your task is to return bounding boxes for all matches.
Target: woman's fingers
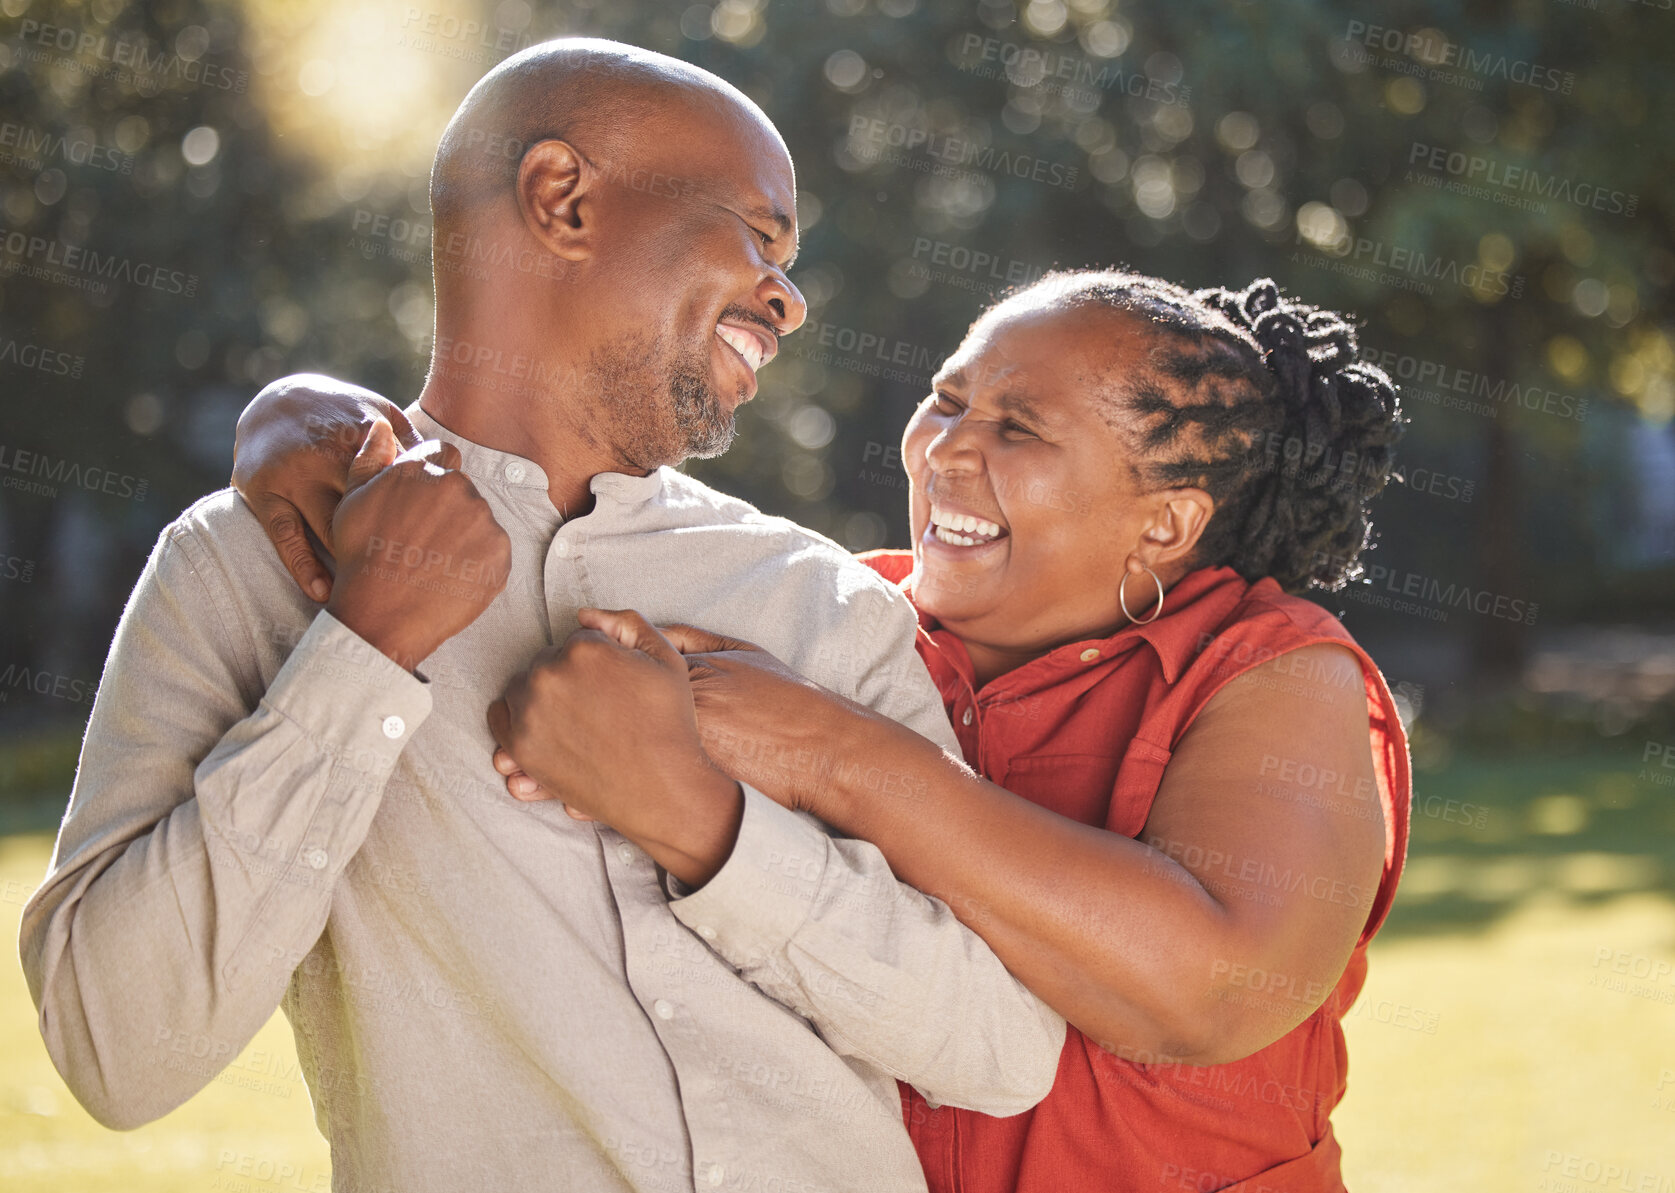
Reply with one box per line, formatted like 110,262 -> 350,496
658,623 -> 760,655
492,746 -> 573,807
258,496 -> 334,602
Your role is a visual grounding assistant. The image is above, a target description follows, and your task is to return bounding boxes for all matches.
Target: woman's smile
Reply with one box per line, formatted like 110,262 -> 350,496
926,501 -> 1009,548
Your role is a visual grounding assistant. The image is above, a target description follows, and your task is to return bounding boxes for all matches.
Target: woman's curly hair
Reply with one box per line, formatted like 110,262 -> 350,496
999,270 -> 1405,593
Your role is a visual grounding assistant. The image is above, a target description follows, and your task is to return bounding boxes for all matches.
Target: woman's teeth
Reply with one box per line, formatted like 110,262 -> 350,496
930,508 -> 1005,547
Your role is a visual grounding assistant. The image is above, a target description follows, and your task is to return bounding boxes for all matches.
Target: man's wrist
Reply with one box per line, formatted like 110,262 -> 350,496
636,768 -> 745,889
325,602 -> 434,674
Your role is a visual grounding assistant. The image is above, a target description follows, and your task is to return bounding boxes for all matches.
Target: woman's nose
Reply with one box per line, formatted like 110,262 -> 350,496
923,418 -> 984,475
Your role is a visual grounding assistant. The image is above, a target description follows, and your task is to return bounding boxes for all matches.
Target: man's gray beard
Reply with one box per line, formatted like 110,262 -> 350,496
591,331 -> 739,469
669,356 -> 736,460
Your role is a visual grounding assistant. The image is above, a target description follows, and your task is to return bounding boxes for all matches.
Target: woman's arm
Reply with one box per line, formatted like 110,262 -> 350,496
230,374 -> 423,600
670,635 -> 1387,1067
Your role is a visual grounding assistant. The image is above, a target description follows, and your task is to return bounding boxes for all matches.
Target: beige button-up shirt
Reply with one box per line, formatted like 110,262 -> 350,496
19,408 -> 1064,1193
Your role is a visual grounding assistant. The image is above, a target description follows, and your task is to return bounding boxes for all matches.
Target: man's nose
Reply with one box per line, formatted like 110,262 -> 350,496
758,268 -> 807,336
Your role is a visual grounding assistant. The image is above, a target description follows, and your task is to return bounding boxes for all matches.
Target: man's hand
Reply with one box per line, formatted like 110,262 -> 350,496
487,608 -> 744,888
231,374 -> 423,601
325,430 -> 510,671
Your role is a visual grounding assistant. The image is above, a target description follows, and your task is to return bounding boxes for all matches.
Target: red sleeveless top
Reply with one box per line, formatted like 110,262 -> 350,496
858,551 -> 1412,1193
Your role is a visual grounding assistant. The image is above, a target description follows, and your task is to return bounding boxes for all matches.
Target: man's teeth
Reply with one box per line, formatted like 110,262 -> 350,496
716,325 -> 764,371
929,508 -> 1005,547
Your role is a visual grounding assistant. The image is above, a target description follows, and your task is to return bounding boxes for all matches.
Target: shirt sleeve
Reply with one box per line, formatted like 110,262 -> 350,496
668,582 -> 1065,1116
16,516 -> 431,1130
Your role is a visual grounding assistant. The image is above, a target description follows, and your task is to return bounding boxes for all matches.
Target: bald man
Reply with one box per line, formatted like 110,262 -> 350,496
19,39 -> 1062,1193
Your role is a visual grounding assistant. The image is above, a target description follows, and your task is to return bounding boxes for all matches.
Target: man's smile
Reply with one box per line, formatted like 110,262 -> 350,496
715,319 -> 775,372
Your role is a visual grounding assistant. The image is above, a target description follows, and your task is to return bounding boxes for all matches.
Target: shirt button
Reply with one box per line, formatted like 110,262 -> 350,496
302,848 -> 328,871
653,999 -> 674,1020
696,925 -> 716,941
705,1164 -> 724,1187
505,462 -> 526,483
617,843 -> 638,864
553,539 -> 570,558
1079,648 -> 1101,663
381,715 -> 406,740
961,707 -> 973,726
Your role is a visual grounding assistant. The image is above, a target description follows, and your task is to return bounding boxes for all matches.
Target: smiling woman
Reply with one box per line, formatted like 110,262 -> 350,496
600,269 -> 1414,1193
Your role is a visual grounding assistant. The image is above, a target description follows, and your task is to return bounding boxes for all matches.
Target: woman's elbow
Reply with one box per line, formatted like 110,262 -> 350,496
1181,982 -> 1322,1066
1079,991 -> 1302,1070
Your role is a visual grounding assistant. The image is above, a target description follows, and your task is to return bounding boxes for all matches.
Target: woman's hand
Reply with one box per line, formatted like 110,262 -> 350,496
492,623 -> 873,821
659,625 -> 863,817
231,374 -> 423,601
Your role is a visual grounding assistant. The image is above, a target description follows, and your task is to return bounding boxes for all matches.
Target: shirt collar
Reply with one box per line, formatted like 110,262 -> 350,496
1113,565 -> 1252,683
907,564 -> 1254,689
406,404 -> 667,509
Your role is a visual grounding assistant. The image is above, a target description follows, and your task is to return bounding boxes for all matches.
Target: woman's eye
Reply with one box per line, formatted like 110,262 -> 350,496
1002,420 -> 1035,437
931,393 -> 960,414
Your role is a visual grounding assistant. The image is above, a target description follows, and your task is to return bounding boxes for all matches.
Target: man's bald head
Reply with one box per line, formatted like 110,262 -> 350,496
419,36 -> 805,479
430,37 -> 784,227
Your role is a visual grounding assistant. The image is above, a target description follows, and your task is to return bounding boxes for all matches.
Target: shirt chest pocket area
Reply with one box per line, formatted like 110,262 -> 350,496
998,752 -> 1124,828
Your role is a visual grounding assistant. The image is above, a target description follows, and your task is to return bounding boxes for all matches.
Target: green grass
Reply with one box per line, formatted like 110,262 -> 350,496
2,745 -> 1672,1190
1,833 -> 330,1193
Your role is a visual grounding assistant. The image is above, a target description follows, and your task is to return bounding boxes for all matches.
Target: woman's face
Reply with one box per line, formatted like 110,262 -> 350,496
902,298 -> 1202,664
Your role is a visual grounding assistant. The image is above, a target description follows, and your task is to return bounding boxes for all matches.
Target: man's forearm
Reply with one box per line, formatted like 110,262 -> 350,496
667,785 -> 1065,1115
631,770 -> 746,888
20,522 -> 429,1128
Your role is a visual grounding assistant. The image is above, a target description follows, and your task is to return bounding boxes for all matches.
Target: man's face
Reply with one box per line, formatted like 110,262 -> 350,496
580,102 -> 805,471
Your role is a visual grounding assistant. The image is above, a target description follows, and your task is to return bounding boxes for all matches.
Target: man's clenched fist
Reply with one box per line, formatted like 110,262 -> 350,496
326,427 -> 511,671
487,608 -> 744,888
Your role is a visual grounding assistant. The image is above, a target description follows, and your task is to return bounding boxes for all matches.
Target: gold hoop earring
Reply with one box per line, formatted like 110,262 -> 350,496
1119,566 -> 1165,625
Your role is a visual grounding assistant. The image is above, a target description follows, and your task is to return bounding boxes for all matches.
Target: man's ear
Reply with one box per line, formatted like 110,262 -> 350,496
517,139 -> 594,261
1139,487 -> 1215,570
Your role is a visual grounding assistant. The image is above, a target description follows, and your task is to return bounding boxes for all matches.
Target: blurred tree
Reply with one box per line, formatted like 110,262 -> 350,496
1,0 -> 1670,731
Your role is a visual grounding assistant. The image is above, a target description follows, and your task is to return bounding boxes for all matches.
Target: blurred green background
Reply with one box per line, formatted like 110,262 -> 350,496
2,0 -> 1673,1189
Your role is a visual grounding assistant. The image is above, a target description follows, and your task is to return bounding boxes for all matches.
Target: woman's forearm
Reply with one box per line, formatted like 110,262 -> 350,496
807,705 -> 1263,1063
